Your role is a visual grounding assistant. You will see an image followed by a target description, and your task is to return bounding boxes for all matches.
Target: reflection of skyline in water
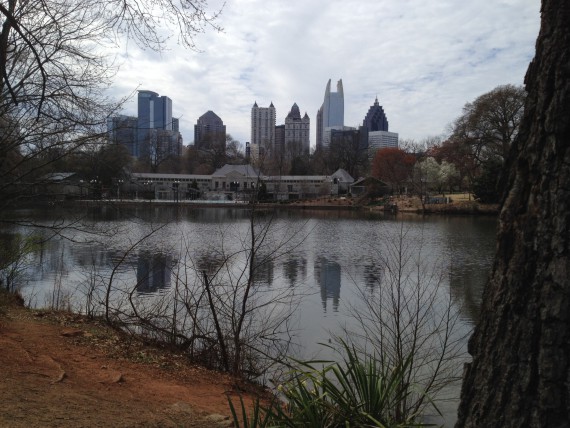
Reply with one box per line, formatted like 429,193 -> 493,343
362,261 -> 382,291
314,257 -> 341,313
254,257 -> 274,287
136,251 -> 173,294
2,209 -> 497,428
283,255 -> 307,288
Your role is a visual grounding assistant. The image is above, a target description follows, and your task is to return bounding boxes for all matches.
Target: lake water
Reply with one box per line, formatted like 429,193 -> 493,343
1,204 -> 497,426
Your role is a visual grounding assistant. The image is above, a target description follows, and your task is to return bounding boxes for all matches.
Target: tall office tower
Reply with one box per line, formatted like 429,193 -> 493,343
251,101 -> 276,159
363,97 -> 389,132
368,131 -> 399,155
107,115 -> 138,156
316,104 -> 323,150
275,124 -> 285,155
321,79 -> 344,148
137,90 -> 180,161
285,103 -> 310,156
138,90 -> 172,132
194,110 -> 226,150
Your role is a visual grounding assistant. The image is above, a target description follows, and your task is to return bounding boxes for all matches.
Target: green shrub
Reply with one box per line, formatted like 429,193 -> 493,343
229,341 -> 436,427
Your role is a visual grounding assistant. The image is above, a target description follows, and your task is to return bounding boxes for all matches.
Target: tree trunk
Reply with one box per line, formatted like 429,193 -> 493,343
456,1 -> 570,427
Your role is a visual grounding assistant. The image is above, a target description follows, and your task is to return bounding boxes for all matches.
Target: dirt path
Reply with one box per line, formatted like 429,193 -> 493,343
0,301 -> 256,427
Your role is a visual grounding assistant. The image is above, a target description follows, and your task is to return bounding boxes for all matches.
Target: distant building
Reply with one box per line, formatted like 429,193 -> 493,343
108,90 -> 182,160
194,110 -> 226,150
324,125 -> 354,148
136,90 -> 181,161
368,130 -> 399,157
363,97 -> 389,132
128,166 -> 354,202
251,102 -> 276,161
316,105 -> 323,150
284,103 -> 310,156
107,115 -> 138,156
321,79 -> 344,148
330,127 -> 369,151
275,124 -> 285,155
138,90 -> 172,133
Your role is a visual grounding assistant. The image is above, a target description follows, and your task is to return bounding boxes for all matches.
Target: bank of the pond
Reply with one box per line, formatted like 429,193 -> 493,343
0,292 -> 262,428
11,195 -> 498,216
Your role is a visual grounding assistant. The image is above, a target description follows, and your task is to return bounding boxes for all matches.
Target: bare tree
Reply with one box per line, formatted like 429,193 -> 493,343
456,1 -> 570,426
0,0 -> 221,211
448,85 -> 526,168
347,225 -> 465,421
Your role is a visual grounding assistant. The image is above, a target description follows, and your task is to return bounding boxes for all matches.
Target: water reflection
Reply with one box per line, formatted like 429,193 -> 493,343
136,251 -> 174,294
282,255 -> 307,288
254,257 -> 274,287
314,257 -> 341,313
1,208 -> 498,428
362,260 -> 383,291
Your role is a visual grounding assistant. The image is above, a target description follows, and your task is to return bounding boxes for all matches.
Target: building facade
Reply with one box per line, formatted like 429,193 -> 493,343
137,90 -> 181,161
194,110 -> 226,150
107,90 -> 182,160
321,79 -> 344,148
250,102 -> 276,161
107,115 -> 138,156
129,165 -> 353,201
275,124 -> 285,155
284,103 -> 310,156
316,105 -> 323,150
368,130 -> 399,157
363,97 -> 389,132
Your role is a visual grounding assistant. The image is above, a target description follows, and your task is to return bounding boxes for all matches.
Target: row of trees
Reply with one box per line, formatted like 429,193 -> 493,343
369,84 -> 526,202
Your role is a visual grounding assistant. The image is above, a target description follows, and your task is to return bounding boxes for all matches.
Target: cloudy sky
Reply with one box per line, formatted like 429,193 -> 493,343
110,0 -> 540,149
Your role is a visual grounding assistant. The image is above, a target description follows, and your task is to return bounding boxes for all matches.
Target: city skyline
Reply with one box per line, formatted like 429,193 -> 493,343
108,0 -> 539,150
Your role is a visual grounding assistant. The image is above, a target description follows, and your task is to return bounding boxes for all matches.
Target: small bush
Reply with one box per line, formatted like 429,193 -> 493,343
229,341 -> 435,427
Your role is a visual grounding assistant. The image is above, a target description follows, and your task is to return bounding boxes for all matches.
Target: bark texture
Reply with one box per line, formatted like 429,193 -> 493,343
456,1 -> 570,427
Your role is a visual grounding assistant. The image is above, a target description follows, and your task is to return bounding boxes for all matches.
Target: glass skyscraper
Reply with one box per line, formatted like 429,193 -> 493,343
320,79 -> 344,148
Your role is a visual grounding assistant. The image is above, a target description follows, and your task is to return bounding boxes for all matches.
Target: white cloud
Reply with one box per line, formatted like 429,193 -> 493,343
109,0 -> 540,148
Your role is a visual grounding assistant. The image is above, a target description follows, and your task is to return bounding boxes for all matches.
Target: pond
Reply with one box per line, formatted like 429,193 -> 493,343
1,204 -> 497,426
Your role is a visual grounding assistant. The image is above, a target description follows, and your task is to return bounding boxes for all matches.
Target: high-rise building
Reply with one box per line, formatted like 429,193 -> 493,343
275,124 -> 285,155
368,131 -> 399,157
251,102 -> 276,159
107,90 -> 181,160
107,115 -> 138,156
136,90 -> 180,160
316,105 -> 323,150
285,103 -> 310,156
138,90 -> 172,133
321,79 -> 344,148
194,110 -> 226,150
363,97 -> 389,132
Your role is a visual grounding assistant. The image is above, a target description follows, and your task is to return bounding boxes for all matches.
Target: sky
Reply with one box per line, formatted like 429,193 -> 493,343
109,0 -> 541,150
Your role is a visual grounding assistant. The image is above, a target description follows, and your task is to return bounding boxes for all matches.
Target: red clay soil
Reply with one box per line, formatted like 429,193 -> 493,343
0,297 -> 260,428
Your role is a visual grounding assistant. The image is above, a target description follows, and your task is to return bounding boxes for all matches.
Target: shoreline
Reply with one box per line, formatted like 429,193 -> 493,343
6,197 -> 499,216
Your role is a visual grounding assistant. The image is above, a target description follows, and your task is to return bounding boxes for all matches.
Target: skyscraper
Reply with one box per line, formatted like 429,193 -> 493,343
138,90 -> 173,133
107,90 -> 181,160
363,97 -> 389,132
107,115 -> 138,156
194,110 -> 226,150
285,103 -> 310,156
321,79 -> 344,148
251,102 -> 276,160
316,105 -> 323,150
136,90 -> 180,161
